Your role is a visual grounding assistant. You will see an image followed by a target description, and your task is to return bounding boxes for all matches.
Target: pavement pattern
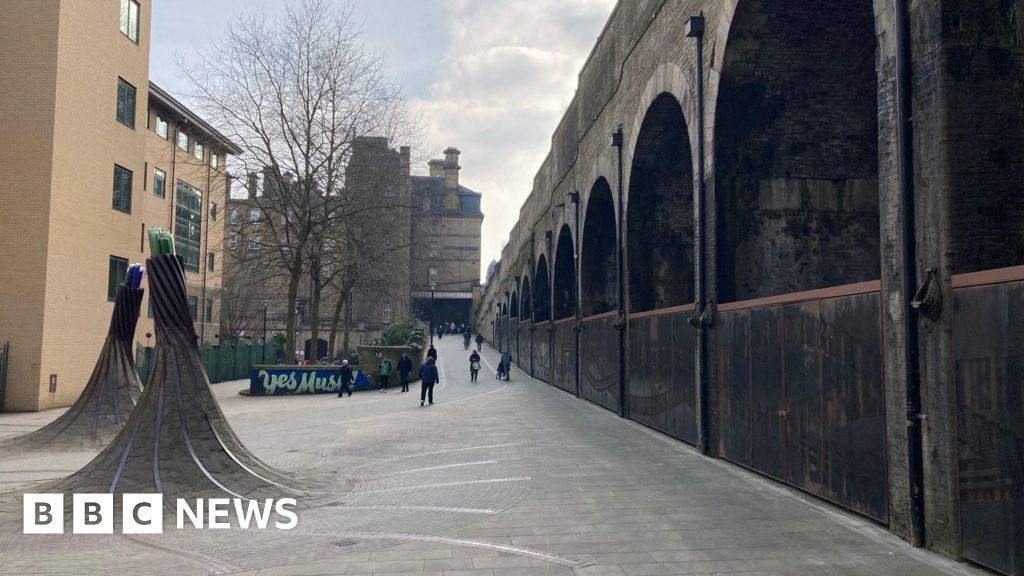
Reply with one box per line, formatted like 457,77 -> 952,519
0,337 -> 985,576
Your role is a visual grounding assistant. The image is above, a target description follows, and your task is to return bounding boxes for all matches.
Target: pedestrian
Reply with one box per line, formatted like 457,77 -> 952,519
449,321 -> 456,334
469,350 -> 481,382
336,360 -> 353,398
419,356 -> 439,406
437,325 -> 443,340
499,350 -> 513,381
378,356 -> 392,393
427,344 -> 437,361
397,352 -> 412,393
475,333 -> 484,351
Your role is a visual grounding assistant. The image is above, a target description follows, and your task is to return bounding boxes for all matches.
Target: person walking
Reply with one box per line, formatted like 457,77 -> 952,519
427,344 -> 438,361
499,351 -> 513,381
475,333 -> 484,351
336,360 -> 353,398
419,356 -> 439,406
397,352 -> 412,393
378,357 -> 392,393
469,350 -> 481,382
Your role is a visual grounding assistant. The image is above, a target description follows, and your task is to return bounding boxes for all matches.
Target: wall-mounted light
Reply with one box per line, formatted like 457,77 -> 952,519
610,126 -> 623,148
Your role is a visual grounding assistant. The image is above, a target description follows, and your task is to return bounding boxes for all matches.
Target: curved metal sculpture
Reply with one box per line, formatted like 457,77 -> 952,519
3,284 -> 143,449
55,251 -> 342,503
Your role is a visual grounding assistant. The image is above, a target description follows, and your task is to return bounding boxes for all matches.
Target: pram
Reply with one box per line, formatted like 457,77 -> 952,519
496,361 -> 510,381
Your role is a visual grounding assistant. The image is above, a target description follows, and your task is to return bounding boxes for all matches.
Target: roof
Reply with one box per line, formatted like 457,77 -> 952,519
410,175 -> 483,216
148,82 -> 242,155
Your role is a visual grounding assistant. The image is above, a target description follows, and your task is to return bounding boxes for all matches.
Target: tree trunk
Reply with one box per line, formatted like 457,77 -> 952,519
285,273 -> 301,364
328,292 -> 344,358
309,273 -> 322,361
342,292 -> 352,358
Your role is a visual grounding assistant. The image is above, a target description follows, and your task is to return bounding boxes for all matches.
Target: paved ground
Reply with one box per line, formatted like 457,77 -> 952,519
0,337 -> 984,576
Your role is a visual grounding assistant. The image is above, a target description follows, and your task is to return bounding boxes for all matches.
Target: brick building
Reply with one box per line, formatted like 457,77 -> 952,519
0,0 -> 237,411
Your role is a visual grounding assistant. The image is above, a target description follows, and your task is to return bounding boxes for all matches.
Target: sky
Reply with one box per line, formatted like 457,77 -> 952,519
150,0 -> 617,281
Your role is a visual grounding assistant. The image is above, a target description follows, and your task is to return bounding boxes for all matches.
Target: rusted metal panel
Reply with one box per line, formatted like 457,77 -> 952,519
534,329 -> 550,383
552,319 -> 576,394
955,280 -> 1024,576
628,311 -> 697,444
716,290 -> 887,523
518,322 -> 532,370
581,315 -> 619,413
511,318 -> 519,363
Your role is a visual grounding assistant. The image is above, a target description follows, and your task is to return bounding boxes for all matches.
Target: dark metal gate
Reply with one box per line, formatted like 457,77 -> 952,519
518,322 -> 531,370
715,281 -> 888,523
580,312 -> 618,412
533,327 -> 550,383
953,266 -> 1024,576
0,341 -> 9,413
552,318 -> 575,394
628,305 -> 697,444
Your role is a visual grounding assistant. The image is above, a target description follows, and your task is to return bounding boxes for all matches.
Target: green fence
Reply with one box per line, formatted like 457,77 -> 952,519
137,341 -> 279,385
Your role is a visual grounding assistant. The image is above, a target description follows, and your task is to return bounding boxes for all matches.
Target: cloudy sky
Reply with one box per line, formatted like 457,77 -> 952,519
151,0 -> 616,280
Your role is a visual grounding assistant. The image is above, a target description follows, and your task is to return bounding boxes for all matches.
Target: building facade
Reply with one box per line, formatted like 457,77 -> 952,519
0,0 -> 236,411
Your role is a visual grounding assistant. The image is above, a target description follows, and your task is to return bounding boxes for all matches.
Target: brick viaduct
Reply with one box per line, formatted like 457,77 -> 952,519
473,0 -> 1024,573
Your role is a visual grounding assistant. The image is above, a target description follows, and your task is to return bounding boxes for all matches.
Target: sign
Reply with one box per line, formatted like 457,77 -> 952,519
249,365 -> 370,396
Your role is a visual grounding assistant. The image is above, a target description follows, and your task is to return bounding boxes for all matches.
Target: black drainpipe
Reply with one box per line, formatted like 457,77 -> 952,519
570,191 -> 581,398
612,126 -> 626,418
895,0 -> 926,548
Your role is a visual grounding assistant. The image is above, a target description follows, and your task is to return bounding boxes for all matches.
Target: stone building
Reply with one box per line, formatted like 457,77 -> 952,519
222,139 -> 482,359
0,0 -> 236,411
410,148 -> 485,327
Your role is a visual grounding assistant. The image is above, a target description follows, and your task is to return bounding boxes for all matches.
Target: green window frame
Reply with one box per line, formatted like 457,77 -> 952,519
116,78 -> 136,128
119,0 -> 140,43
108,256 -> 128,301
174,180 -> 203,272
112,164 -> 132,213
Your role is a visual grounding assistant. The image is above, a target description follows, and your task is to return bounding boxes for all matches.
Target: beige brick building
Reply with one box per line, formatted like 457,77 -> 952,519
0,0 -> 237,411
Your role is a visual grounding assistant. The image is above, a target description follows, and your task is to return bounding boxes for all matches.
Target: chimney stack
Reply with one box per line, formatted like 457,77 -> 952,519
443,147 -> 461,188
428,159 -> 444,178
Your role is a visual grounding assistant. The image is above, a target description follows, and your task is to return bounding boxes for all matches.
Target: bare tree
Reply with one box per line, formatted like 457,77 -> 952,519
183,0 -> 415,362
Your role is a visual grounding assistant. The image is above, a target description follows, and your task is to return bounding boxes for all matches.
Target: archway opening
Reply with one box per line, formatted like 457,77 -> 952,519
714,0 -> 880,302
510,291 -> 518,318
520,276 -> 532,320
534,255 -> 550,322
581,179 -> 618,316
552,224 -> 576,320
628,92 -> 695,312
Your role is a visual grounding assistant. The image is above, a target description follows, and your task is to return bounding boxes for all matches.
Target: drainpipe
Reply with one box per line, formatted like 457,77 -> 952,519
611,126 -> 626,418
545,228 -> 554,384
895,0 -> 926,548
530,227 -> 536,377
199,145 -> 212,345
687,15 -> 710,455
569,191 -> 581,398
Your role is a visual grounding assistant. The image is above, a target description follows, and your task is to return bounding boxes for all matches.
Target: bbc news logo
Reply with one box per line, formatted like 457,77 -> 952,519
24,494 -> 298,534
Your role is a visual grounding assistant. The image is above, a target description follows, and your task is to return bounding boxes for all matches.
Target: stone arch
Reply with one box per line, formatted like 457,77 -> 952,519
520,275 -> 533,320
629,62 -> 697,169
581,178 -> 618,316
627,92 -> 696,312
510,290 -> 519,318
552,224 -> 576,320
713,0 -> 881,302
534,255 -> 551,323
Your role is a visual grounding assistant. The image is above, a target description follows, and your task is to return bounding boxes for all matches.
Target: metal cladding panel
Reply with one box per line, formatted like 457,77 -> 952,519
518,323 -> 532,369
716,290 -> 887,523
628,312 -> 697,444
511,318 -> 519,361
955,281 -> 1024,576
821,292 -> 887,523
552,320 -> 576,394
580,315 -> 619,413
534,328 -> 551,383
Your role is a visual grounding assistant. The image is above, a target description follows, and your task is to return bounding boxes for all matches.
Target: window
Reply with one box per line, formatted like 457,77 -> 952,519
229,208 -> 238,224
249,208 -> 261,222
206,252 -> 215,272
422,196 -> 431,212
429,240 -> 439,258
429,267 -> 439,284
189,296 -> 199,322
249,234 -> 261,250
116,78 -> 136,128
156,116 -> 168,139
430,221 -> 439,234
210,202 -> 217,221
177,130 -> 189,152
194,142 -> 204,161
228,234 -> 238,250
205,299 -> 213,323
211,153 -> 219,169
107,256 -> 128,301
153,168 -> 165,198
174,181 -> 202,272
383,300 -> 392,324
112,164 -> 132,213
119,0 -> 140,43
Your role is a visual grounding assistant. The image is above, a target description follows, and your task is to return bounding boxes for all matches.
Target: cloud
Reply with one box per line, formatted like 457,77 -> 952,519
410,0 -> 615,279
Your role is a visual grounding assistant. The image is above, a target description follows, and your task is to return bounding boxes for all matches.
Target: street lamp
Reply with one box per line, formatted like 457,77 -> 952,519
429,281 -> 437,346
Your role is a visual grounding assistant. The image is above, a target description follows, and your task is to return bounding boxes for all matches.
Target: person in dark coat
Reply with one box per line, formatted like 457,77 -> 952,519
419,357 -> 439,406
336,360 -> 353,398
475,333 -> 484,351
397,352 -> 413,393
469,350 -> 481,382
427,345 -> 438,361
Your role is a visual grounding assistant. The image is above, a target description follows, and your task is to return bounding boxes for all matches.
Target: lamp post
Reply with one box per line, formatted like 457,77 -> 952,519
611,125 -> 626,418
429,281 -> 437,346
686,13 -> 709,455
568,190 -> 581,398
